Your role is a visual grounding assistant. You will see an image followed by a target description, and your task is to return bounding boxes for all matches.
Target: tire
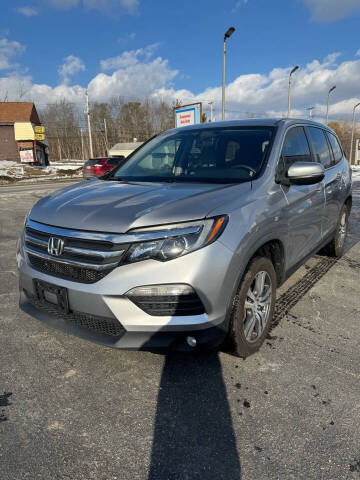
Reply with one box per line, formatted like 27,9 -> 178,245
323,204 -> 349,258
226,256 -> 277,358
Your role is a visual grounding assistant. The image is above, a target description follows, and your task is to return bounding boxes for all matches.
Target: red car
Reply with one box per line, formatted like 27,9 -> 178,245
82,157 -> 125,179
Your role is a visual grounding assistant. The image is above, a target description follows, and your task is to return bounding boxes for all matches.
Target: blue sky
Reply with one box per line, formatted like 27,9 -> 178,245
2,0 -> 360,120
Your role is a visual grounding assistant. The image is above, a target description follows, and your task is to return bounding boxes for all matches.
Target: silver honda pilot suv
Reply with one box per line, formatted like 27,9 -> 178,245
17,119 -> 352,357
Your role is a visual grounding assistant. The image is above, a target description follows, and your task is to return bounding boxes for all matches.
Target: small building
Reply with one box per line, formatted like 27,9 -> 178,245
0,102 -> 48,165
108,141 -> 143,158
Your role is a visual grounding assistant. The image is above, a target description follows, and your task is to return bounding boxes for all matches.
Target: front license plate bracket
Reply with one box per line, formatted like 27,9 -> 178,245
34,279 -> 69,314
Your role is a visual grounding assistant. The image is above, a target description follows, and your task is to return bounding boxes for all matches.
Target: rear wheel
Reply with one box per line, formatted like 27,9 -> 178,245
324,204 -> 349,258
227,257 -> 276,358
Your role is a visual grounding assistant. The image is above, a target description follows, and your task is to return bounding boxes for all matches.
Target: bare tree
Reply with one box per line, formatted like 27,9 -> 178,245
39,96 -> 175,161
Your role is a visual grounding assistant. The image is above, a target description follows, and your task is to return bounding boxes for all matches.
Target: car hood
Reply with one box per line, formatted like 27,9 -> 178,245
29,179 -> 250,233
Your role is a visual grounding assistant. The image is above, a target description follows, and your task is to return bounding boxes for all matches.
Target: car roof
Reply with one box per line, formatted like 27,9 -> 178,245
166,118 -> 333,134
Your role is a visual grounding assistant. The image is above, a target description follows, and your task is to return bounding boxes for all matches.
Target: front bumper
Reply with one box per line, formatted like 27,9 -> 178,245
18,238 -> 235,351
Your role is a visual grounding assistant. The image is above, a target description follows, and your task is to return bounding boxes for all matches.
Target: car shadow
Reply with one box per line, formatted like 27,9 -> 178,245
147,350 -> 242,480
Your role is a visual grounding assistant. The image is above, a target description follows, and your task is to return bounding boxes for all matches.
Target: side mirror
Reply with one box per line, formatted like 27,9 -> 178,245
286,161 -> 325,186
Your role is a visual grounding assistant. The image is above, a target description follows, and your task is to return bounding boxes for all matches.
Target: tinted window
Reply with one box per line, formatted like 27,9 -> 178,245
327,132 -> 343,164
281,127 -> 311,170
113,127 -> 275,183
107,158 -> 121,165
84,159 -> 99,167
307,127 -> 332,168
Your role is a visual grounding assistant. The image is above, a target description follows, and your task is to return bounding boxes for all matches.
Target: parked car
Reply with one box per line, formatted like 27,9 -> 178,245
82,156 -> 125,178
18,119 -> 352,357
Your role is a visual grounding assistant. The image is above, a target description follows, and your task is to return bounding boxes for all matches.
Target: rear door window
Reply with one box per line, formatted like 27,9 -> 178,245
307,127 -> 333,169
326,132 -> 343,164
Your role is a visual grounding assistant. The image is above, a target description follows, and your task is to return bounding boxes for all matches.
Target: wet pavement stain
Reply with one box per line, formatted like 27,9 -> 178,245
0,392 -> 12,423
349,460 -> 360,472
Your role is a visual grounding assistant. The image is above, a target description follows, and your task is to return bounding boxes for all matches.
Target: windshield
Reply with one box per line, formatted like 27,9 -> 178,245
113,126 -> 275,183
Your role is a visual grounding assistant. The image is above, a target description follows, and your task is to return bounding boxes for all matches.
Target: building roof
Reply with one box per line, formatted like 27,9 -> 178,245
109,142 -> 143,152
0,102 -> 41,124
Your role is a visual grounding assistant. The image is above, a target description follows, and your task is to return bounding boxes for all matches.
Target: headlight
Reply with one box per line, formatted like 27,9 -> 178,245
123,215 -> 228,264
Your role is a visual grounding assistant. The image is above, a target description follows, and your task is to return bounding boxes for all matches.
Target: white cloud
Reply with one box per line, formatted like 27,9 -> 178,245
3,42 -> 360,123
90,56 -> 178,100
150,52 -> 360,121
100,44 -> 159,70
58,55 -> 85,84
118,32 -> 136,44
0,38 -> 26,71
16,6 -> 38,16
232,0 -> 248,12
47,0 -> 79,9
83,0 -> 139,13
46,0 -> 139,13
303,0 -> 360,22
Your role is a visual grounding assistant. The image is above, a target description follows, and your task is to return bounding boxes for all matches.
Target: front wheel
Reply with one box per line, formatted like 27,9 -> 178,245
226,256 -> 276,358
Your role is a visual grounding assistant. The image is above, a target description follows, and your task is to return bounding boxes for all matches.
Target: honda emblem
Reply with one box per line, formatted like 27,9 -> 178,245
48,237 -> 64,256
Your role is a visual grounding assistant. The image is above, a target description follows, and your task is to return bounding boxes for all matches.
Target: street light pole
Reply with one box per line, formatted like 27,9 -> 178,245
349,102 -> 360,165
326,85 -> 336,125
287,65 -> 299,117
222,27 -> 235,121
85,90 -> 94,158
307,106 -> 314,119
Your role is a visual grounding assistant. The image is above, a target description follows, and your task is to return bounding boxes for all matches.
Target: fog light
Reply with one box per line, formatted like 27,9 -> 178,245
126,284 -> 194,297
125,284 -> 205,317
186,336 -> 197,348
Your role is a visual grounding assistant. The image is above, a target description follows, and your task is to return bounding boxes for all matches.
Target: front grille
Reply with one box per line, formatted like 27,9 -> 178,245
25,291 -> 125,337
28,254 -> 108,283
24,220 -> 128,284
129,293 -> 206,316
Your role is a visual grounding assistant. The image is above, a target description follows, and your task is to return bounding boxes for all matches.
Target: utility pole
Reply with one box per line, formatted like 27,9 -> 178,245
307,106 -> 314,119
85,90 -> 94,158
104,118 -> 108,154
80,129 -> 85,161
208,101 -> 214,122
57,138 -> 62,161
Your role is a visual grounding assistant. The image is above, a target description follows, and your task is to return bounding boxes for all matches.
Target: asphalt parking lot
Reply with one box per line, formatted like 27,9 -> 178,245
0,178 -> 359,480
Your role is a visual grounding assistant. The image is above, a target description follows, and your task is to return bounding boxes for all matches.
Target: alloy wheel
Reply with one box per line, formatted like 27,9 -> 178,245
243,271 -> 272,343
337,212 -> 347,248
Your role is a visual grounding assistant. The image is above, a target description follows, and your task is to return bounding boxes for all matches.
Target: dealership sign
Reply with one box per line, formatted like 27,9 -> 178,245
174,103 -> 202,128
356,139 -> 360,164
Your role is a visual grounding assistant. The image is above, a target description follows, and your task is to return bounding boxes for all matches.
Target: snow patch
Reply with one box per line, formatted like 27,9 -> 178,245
0,160 -> 83,184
